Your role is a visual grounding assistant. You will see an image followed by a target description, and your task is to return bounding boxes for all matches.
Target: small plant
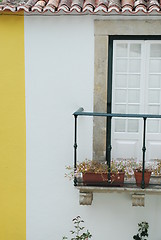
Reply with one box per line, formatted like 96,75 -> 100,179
62,216 -> 92,240
152,159 -> 161,176
133,221 -> 149,240
134,161 -> 152,173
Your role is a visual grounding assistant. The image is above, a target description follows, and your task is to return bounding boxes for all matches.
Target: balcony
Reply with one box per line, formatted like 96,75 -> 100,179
73,108 -> 161,206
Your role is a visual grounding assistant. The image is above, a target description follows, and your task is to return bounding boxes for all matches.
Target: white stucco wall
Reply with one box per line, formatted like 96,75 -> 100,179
24,16 -> 161,240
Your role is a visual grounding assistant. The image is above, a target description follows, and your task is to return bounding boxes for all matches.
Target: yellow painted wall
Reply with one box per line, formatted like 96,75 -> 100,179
0,14 -> 26,240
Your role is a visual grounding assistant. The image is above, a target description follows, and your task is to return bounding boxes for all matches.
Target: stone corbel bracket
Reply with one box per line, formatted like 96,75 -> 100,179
79,192 -> 93,205
132,194 -> 145,207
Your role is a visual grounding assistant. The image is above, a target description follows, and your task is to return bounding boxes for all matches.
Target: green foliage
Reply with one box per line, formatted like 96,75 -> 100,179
133,222 -> 149,240
63,216 -> 92,240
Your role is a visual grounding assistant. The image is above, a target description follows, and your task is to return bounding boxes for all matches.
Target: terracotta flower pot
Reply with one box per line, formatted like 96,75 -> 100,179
111,172 -> 125,187
134,171 -> 151,187
82,172 -> 125,187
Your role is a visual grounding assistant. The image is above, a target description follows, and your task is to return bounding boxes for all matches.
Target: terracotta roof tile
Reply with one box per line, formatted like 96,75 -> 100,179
70,0 -> 83,12
32,0 -> 46,11
83,0 -> 95,12
94,0 -> 108,12
121,0 -> 133,7
0,0 -> 161,14
58,0 -> 70,10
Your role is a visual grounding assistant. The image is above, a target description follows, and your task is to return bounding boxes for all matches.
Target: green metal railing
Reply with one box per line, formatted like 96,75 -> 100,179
73,108 -> 161,188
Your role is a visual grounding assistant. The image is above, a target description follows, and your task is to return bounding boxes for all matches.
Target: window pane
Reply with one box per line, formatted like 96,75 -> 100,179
115,74 -> 127,88
115,104 -> 126,113
129,59 -> 141,73
115,90 -> 127,103
116,44 -> 128,57
148,105 -> 160,114
148,90 -> 160,103
128,119 -> 139,132
147,120 -> 159,133
128,105 -> 140,114
116,59 -> 128,72
129,44 -> 141,57
149,60 -> 161,73
128,90 -> 140,103
149,75 -> 161,88
150,44 -> 161,58
115,119 -> 126,132
128,74 -> 140,88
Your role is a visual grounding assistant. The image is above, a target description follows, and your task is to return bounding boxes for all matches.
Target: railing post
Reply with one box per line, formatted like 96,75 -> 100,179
74,115 -> 78,186
106,116 -> 112,182
141,117 -> 147,189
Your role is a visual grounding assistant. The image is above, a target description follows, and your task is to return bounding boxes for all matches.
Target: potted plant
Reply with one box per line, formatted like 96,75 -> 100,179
62,216 -> 92,240
133,221 -> 149,240
133,162 -> 152,187
65,158 -> 137,187
66,159 -> 127,186
76,160 -> 109,186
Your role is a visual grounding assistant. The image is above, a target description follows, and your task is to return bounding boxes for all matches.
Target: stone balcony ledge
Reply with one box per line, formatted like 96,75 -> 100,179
76,182 -> 161,206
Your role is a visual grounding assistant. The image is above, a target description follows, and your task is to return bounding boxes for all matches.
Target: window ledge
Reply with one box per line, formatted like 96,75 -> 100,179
77,186 -> 161,206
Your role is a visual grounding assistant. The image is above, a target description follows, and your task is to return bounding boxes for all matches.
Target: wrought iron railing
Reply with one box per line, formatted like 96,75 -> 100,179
73,108 -> 161,189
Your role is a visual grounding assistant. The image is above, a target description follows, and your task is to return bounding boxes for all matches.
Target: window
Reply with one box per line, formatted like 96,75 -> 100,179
107,36 -> 161,162
93,21 -> 161,163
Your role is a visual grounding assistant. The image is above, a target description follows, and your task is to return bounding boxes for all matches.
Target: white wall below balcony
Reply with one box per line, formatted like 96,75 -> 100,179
24,16 -> 161,240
